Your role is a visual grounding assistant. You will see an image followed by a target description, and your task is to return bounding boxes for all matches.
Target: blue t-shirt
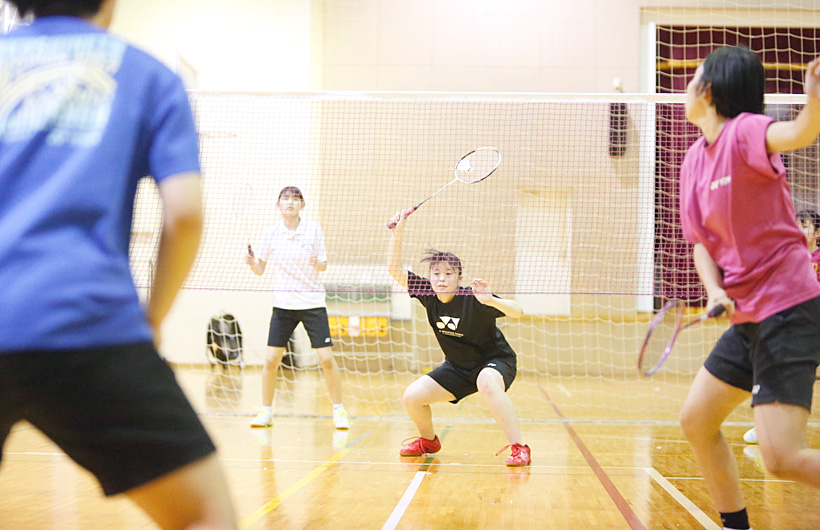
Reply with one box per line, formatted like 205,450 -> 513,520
0,17 -> 200,352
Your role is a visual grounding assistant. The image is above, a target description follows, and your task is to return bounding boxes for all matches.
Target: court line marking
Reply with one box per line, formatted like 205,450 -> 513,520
645,468 -> 720,530
381,425 -> 453,530
239,432 -> 369,530
381,471 -> 426,530
538,384 -> 647,530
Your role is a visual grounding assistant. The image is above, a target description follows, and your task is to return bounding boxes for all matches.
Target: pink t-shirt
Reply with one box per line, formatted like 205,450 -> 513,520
680,112 -> 820,324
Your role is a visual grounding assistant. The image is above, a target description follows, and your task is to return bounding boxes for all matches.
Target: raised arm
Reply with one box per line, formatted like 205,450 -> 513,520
387,211 -> 409,289
766,57 -> 820,153
146,172 -> 203,342
470,279 -> 524,318
693,243 -> 735,317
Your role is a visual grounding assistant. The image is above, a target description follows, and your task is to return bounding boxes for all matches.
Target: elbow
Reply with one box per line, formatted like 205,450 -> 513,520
166,208 -> 203,236
387,268 -> 402,284
507,302 -> 524,319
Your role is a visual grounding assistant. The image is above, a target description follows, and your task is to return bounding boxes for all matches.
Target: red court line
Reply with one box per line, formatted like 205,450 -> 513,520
538,384 -> 647,530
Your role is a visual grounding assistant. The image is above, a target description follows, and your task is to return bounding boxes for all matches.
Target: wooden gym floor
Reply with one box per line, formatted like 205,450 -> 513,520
1,369 -> 819,529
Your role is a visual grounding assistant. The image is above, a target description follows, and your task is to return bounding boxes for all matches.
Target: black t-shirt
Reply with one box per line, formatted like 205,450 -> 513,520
407,271 -> 516,370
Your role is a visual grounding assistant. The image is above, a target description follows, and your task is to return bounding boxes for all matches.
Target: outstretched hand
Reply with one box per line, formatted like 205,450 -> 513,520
805,57 -> 820,101
470,278 -> 493,304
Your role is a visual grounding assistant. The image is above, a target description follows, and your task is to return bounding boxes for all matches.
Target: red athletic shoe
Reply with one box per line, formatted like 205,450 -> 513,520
497,443 -> 531,467
399,435 -> 441,456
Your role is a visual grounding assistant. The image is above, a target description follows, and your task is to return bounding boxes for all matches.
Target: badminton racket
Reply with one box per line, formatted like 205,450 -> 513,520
387,147 -> 501,229
638,300 -> 725,377
233,182 -> 254,256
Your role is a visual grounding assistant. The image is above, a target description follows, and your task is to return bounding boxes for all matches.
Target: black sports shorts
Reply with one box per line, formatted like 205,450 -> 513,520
0,342 -> 216,496
427,357 -> 517,404
267,307 -> 333,349
705,296 -> 820,411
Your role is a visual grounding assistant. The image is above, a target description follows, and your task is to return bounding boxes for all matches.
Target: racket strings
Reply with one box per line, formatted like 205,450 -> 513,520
455,148 -> 500,183
233,186 -> 253,220
641,306 -> 682,372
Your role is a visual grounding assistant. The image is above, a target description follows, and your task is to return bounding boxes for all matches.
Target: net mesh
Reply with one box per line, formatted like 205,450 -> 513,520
130,91 -> 820,424
120,0 -> 820,423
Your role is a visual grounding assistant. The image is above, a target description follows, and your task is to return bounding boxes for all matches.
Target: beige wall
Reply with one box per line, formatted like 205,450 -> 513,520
110,0 -> 318,90
108,0 -> 820,93
322,0 -> 642,92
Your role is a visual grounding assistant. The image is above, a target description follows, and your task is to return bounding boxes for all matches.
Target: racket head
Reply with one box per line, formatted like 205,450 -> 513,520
232,183 -> 254,220
454,147 -> 501,184
638,300 -> 686,377
232,183 -> 254,254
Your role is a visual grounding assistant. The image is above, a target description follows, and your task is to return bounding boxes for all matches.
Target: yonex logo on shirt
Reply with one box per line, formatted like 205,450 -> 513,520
710,175 -> 732,191
436,316 -> 460,330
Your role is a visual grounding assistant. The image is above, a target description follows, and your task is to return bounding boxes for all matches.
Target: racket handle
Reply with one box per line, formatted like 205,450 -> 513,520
707,304 -> 725,318
386,206 -> 417,229
247,244 -> 254,258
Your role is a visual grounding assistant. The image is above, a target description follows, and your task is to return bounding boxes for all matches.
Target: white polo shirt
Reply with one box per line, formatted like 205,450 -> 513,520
256,218 -> 328,310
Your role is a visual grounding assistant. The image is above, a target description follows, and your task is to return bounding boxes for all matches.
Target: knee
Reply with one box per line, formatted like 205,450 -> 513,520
679,406 -> 709,443
264,349 -> 285,367
476,371 -> 504,398
759,447 -> 797,479
316,348 -> 335,369
403,387 -> 424,408
476,379 -> 500,398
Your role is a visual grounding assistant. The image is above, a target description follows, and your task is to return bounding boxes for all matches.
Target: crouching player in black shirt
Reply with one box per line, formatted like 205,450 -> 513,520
387,211 -> 531,466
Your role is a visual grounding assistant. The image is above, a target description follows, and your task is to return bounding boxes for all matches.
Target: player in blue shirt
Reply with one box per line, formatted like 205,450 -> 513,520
387,211 -> 531,466
0,1 -> 237,528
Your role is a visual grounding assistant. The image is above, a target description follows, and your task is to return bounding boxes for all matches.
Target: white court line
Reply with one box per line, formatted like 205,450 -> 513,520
381,471 -> 427,530
645,468 -> 721,530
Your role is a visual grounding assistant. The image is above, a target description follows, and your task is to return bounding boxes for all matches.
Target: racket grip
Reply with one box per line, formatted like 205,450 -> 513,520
386,206 -> 417,229
707,304 -> 725,318
247,244 -> 254,258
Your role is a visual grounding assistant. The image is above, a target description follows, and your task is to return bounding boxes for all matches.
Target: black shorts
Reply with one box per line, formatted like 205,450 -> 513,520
0,342 -> 216,496
427,357 -> 517,404
705,296 -> 820,411
268,307 -> 333,349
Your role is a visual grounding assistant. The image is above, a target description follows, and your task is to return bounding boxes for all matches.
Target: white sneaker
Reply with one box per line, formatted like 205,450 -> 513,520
743,427 -> 758,444
250,410 -> 274,428
333,408 -> 350,430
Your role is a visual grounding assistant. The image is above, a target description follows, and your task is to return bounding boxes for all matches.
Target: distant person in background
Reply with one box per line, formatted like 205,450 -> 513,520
744,208 -> 820,445
797,208 -> 820,280
245,186 -> 350,430
0,1 -> 237,528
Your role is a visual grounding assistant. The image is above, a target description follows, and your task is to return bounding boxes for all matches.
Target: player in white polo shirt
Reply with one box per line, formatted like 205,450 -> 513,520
245,186 -> 349,430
